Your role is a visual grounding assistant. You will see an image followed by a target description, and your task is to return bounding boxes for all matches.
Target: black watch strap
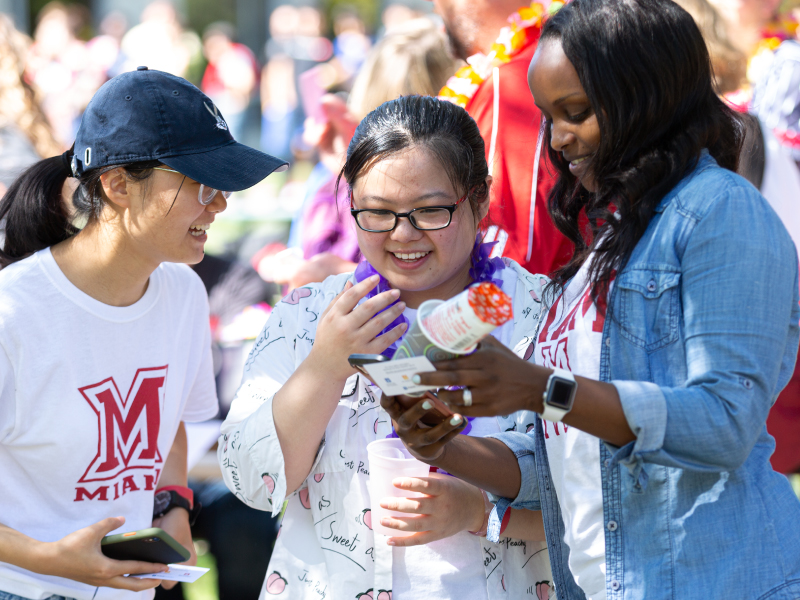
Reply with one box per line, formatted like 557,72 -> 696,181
153,489 -> 202,526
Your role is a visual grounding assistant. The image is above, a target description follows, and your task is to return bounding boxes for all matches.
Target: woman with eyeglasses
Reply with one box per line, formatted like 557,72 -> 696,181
382,1 -> 800,599
0,68 -> 287,600
217,95 -> 554,600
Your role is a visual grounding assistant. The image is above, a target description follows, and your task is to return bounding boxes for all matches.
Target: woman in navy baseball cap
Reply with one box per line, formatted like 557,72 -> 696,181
0,68 -> 286,600
1,66 -> 288,268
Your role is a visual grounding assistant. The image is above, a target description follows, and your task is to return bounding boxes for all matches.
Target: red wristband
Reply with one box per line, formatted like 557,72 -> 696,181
156,485 -> 194,509
499,507 -> 512,535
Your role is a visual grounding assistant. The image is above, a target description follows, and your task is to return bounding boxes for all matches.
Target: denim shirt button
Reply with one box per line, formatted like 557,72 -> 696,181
605,337 -> 611,347
646,279 -> 657,292
607,520 -> 618,531
604,458 -> 611,468
611,580 -> 621,591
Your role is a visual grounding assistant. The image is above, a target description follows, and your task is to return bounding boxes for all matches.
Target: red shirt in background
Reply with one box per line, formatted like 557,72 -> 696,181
465,38 -> 573,277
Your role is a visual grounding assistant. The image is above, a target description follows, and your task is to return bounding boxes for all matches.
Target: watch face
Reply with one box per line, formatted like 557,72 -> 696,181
548,378 -> 576,410
154,490 -> 171,515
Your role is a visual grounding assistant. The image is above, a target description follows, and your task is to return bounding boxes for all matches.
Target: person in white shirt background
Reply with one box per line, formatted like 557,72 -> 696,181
0,67 -> 287,600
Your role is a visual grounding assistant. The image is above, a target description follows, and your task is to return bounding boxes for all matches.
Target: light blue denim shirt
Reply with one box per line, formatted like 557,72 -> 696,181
488,153 -> 800,600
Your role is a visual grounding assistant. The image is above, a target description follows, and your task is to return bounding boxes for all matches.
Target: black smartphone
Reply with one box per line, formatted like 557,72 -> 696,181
348,353 -> 389,383
101,527 -> 190,564
348,353 -> 389,368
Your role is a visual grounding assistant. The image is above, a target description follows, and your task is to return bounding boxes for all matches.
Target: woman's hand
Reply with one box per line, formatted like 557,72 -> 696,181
308,275 -> 408,381
379,474 -> 486,547
416,337 -> 636,447
152,508 -> 196,589
380,394 -> 466,462
414,336 -> 546,417
41,516 -> 167,590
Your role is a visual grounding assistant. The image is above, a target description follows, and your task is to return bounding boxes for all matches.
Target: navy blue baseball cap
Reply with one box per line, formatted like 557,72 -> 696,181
71,67 -> 288,191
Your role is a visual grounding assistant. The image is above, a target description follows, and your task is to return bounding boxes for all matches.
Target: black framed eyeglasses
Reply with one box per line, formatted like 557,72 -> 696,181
349,191 -> 469,233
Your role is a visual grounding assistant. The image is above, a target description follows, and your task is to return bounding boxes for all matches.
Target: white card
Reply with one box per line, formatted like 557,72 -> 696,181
362,356 -> 438,396
129,564 -> 209,583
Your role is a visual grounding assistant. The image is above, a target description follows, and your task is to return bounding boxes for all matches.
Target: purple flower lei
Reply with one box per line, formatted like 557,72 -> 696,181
353,232 -> 506,359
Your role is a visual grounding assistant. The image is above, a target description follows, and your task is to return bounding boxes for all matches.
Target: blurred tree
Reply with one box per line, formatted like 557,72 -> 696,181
321,0 -> 378,35
186,0 -> 234,39
29,0 -> 90,37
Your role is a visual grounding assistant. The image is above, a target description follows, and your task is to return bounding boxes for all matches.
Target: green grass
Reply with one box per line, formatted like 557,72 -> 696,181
182,542 -> 219,600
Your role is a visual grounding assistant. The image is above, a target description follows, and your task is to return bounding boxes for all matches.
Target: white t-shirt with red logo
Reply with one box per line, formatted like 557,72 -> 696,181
0,248 -> 218,600
534,258 -> 610,600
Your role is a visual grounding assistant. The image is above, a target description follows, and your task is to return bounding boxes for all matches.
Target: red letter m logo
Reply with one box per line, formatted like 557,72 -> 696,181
78,366 -> 167,483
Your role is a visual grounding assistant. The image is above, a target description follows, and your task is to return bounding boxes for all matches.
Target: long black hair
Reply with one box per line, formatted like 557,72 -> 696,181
540,0 -> 744,295
336,95 -> 490,219
0,152 -> 159,268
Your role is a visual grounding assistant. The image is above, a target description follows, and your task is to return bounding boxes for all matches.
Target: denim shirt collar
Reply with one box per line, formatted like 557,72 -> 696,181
653,150 -> 714,213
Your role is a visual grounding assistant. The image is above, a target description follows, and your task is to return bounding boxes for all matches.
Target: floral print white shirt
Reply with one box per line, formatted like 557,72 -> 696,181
218,259 -> 556,600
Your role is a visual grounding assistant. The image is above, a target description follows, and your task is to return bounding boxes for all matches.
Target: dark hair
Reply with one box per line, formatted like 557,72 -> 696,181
336,95 -> 490,220
540,0 -> 744,296
0,153 -> 159,268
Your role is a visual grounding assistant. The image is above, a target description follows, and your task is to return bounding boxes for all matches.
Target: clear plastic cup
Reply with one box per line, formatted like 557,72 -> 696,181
366,438 -> 431,537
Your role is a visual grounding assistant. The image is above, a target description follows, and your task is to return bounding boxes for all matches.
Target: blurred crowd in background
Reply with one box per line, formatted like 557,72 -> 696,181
3,0 -> 800,597
0,0 -> 465,416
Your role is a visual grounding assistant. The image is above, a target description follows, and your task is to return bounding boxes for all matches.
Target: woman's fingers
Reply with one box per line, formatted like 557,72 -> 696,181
328,276 -> 379,315
432,336 -> 508,371
413,369 -> 485,388
392,476 -> 441,496
110,559 -> 169,576
370,322 -> 408,353
403,413 -> 466,446
319,280 -> 353,322
352,287 -> 402,322
386,531 -> 440,547
379,496 -> 425,514
379,514 -> 430,533
393,397 -> 449,430
379,393 -> 405,420
436,387 -> 482,408
378,477 -> 442,514
361,300 -> 407,340
105,575 -> 163,591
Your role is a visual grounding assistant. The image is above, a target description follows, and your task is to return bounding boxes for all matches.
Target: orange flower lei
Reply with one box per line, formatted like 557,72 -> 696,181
438,2 -> 563,108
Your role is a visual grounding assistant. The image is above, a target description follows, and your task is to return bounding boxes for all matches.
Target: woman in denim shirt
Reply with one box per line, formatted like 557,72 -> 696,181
380,0 -> 800,598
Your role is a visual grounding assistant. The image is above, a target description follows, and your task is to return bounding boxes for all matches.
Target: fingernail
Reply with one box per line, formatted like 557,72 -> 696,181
450,415 -> 462,426
387,539 -> 396,546
411,375 -> 421,384
390,289 -> 400,298
381,518 -> 391,526
396,302 -> 406,310
422,400 -> 433,410
370,275 -> 380,282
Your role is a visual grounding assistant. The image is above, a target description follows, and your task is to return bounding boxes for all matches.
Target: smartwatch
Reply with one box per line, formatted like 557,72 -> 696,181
541,368 -> 577,422
154,486 -> 202,526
